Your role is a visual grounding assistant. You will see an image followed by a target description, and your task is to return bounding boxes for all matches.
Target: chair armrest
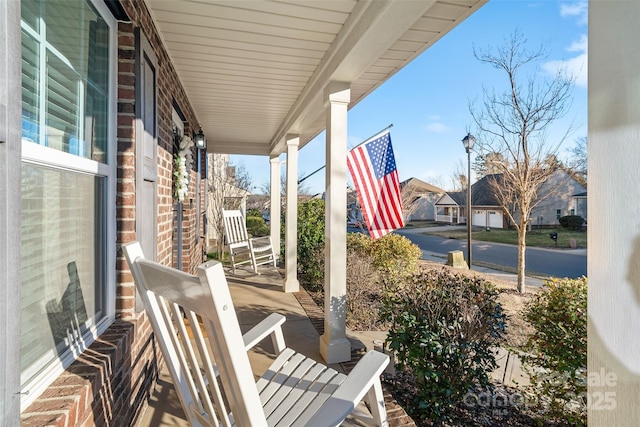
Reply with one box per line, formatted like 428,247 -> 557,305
306,350 -> 389,427
242,312 -> 287,354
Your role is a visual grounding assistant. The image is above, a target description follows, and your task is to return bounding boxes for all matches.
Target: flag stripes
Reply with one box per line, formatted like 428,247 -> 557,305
347,131 -> 405,239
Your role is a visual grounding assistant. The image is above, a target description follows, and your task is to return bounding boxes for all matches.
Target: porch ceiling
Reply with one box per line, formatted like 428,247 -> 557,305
147,0 -> 486,156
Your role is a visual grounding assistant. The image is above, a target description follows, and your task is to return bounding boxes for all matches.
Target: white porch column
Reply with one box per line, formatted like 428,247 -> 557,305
269,155 -> 281,262
589,3 -> 640,424
284,135 -> 300,293
320,81 -> 351,364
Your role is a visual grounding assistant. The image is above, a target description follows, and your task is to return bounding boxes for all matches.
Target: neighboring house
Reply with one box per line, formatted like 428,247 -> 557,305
247,194 -> 271,214
573,191 -> 588,221
434,170 -> 587,229
346,178 -> 445,224
523,169 -> 587,227
465,173 -> 508,229
346,189 -> 365,226
435,191 -> 469,225
400,178 -> 445,221
206,156 -> 251,250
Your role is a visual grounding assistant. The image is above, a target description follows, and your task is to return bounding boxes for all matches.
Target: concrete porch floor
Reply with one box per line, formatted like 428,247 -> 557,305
137,267 -> 399,427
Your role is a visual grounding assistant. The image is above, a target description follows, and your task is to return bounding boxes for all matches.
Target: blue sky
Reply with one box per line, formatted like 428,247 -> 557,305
231,0 -> 588,195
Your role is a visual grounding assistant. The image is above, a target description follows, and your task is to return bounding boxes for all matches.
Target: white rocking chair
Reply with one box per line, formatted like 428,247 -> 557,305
123,242 -> 389,427
222,209 -> 277,274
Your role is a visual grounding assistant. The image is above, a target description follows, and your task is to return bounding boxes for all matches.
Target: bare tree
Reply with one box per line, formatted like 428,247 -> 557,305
425,174 -> 446,191
400,182 -> 423,220
449,159 -> 468,191
566,136 -> 587,185
259,172 -> 313,196
470,30 -> 575,292
208,156 -> 253,258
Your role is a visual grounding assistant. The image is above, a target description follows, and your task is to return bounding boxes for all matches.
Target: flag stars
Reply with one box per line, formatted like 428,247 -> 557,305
366,134 -> 396,180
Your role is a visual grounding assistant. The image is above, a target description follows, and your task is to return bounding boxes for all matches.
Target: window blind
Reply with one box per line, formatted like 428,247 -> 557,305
21,164 -> 107,383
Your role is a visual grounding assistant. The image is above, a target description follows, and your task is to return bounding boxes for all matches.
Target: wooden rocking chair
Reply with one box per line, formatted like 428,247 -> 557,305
123,242 -> 389,427
222,209 -> 277,274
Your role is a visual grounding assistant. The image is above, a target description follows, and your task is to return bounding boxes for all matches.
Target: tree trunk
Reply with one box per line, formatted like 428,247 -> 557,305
517,222 -> 527,293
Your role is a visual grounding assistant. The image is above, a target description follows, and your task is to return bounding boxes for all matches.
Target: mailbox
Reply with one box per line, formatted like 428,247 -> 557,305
549,232 -> 558,247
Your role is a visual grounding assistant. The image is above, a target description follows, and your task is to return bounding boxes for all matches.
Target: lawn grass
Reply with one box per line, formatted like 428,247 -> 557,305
404,220 -> 440,228
425,226 -> 587,249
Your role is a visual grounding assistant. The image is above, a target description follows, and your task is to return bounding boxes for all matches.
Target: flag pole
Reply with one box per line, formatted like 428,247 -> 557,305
297,123 -> 393,184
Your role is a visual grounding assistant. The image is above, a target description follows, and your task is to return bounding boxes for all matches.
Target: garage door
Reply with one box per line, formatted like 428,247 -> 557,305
472,210 -> 486,227
488,210 -> 503,228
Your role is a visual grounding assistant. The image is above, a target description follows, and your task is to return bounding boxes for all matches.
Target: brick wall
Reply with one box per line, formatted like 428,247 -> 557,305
21,0 -> 207,424
21,316 -> 159,427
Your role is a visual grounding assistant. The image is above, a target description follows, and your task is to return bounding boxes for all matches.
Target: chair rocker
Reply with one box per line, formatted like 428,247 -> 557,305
123,241 -> 389,427
222,209 -> 277,274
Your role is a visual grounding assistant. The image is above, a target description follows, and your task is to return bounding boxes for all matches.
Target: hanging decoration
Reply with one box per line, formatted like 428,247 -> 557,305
173,134 -> 195,202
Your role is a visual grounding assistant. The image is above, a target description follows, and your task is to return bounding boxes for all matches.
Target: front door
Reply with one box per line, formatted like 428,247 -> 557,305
135,30 -> 158,267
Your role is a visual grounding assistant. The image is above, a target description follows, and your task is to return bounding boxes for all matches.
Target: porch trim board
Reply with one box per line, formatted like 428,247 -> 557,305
0,0 -> 22,422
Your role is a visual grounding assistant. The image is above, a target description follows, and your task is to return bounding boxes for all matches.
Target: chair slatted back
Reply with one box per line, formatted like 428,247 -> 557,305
222,209 -> 249,246
123,242 -> 266,427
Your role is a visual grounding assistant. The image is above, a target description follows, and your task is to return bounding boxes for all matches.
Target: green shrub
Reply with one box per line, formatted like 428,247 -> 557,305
346,232 -> 421,286
522,277 -> 587,426
558,215 -> 585,230
246,216 -> 269,237
346,230 -> 371,254
382,268 -> 506,423
247,208 -> 262,218
370,233 -> 422,284
290,199 -> 326,290
246,215 -> 264,230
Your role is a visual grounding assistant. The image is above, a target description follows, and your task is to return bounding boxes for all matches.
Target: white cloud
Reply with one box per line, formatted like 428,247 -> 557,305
567,34 -> 588,53
425,121 -> 448,133
543,34 -> 587,89
560,2 -> 588,25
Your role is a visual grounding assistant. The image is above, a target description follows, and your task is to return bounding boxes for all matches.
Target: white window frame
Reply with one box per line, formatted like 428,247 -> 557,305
19,0 -> 117,409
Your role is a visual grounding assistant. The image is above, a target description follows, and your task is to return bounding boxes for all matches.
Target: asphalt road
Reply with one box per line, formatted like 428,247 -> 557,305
396,229 -> 587,279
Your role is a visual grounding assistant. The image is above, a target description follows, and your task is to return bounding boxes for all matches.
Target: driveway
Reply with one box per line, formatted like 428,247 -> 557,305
397,226 -> 587,279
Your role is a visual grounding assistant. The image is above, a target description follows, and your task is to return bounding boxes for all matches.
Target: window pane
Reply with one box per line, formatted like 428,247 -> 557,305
46,52 -> 80,153
21,0 -> 109,163
21,0 -> 40,31
20,163 -> 107,383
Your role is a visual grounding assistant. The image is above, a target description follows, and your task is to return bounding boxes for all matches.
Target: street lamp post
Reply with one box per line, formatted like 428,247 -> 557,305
462,133 -> 476,268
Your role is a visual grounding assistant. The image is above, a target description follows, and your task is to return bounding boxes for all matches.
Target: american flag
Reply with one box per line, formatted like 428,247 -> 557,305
347,131 -> 405,240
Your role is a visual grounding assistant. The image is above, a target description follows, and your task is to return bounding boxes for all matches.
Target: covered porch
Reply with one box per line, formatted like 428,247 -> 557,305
150,0 -> 488,365
435,206 -> 466,224
3,0 -> 488,424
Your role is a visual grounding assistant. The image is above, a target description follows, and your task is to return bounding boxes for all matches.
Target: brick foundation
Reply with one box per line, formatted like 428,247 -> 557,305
21,315 -> 161,427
